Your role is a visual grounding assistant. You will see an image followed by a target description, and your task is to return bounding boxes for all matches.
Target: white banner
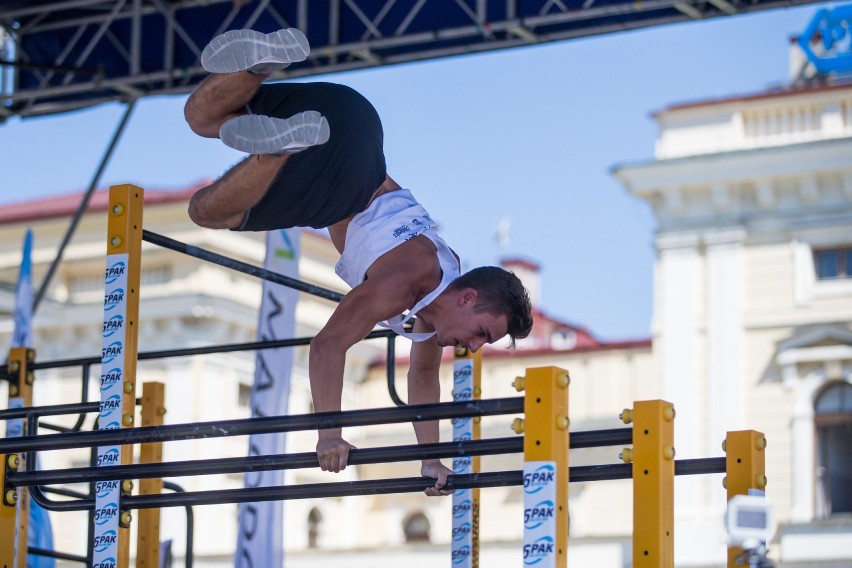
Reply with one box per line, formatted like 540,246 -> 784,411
93,254 -> 131,568
235,229 -> 300,568
523,462 -> 558,568
451,358 -> 474,567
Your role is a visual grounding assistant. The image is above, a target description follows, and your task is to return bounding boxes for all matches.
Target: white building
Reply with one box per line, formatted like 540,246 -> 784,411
614,45 -> 852,566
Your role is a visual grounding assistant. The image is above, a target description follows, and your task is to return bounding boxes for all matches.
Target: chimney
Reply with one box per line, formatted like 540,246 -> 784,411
501,257 -> 541,308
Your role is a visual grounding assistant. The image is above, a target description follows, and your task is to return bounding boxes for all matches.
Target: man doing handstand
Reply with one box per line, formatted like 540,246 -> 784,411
184,28 -> 533,496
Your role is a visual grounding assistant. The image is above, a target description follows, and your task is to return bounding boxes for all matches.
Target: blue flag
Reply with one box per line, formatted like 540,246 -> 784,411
11,229 -> 56,568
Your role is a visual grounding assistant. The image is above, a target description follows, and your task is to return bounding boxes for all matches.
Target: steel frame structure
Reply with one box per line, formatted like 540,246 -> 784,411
0,0 -> 826,120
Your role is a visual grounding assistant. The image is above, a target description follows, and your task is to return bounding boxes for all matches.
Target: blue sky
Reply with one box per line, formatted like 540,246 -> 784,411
0,5 -> 827,340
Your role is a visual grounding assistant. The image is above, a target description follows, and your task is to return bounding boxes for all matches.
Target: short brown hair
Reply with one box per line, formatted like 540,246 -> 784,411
450,266 -> 533,349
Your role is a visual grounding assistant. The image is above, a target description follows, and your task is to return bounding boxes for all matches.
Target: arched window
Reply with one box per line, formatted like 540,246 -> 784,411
403,511 -> 431,543
815,381 -> 852,517
307,507 -> 323,549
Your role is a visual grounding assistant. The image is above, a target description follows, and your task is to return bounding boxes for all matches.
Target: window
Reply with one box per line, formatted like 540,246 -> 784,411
402,511 -> 431,543
814,382 -> 852,517
813,248 -> 852,280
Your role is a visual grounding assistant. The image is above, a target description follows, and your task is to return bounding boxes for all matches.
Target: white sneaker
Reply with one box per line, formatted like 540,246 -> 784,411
219,111 -> 330,154
201,28 -> 310,74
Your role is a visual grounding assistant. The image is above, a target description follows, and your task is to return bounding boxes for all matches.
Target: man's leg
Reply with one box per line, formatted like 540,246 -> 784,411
187,152 -> 288,229
183,27 -> 320,229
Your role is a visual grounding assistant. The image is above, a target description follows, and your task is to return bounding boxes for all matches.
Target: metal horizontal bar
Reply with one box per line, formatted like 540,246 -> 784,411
142,230 -> 344,302
7,328 -> 395,372
29,456 -> 727,512
570,428 -> 631,448
28,547 -> 88,565
674,457 -> 726,476
0,401 -> 99,421
0,397 -> 525,453
9,437 -> 525,486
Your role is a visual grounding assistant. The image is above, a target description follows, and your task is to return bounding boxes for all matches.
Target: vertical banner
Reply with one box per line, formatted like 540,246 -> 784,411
94,253 -> 130,568
451,348 -> 480,567
235,229 -> 300,568
7,229 -> 33,439
523,462 -> 558,568
8,229 -> 56,568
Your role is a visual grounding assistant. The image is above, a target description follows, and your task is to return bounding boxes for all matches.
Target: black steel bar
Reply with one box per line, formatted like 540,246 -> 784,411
386,333 -> 405,406
27,547 -> 88,564
674,457 -> 726,476
143,230 -> 345,302
0,401 -> 99,421
33,101 -> 137,313
9,329 -> 397,372
26,456 -> 728,513
8,429 -> 632,487
0,397 -> 525,453
163,481 -> 194,568
570,428 -> 632,448
9,437 -> 525,486
41,486 -> 89,499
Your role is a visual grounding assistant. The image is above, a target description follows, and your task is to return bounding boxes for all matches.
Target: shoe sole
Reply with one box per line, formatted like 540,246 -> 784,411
219,111 -> 330,154
201,28 -> 310,74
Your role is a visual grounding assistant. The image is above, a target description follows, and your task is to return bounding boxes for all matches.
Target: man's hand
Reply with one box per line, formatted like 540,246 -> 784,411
421,459 -> 455,496
316,435 -> 357,473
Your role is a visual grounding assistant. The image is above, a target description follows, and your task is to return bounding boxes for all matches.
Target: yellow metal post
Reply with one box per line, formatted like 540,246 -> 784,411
137,382 -> 166,568
7,347 -> 35,568
1,453 -> 20,568
724,430 -> 767,567
95,184 -> 144,568
626,400 -> 675,568
521,366 -> 570,568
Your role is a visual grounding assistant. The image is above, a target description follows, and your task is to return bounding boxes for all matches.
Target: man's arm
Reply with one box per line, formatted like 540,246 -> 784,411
408,317 -> 455,496
310,272 -> 419,473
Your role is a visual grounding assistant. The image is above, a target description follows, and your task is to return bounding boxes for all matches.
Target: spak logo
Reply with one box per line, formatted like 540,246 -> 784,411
102,341 -> 123,364
100,394 -> 122,415
96,480 -> 120,499
452,498 -> 472,518
97,448 -> 120,467
524,464 -> 555,494
104,288 -> 125,311
524,500 -> 555,529
452,387 -> 472,401
94,502 -> 118,525
101,368 -> 122,389
454,365 -> 472,385
94,530 -> 117,552
105,261 -> 126,284
93,557 -> 117,568
452,522 -> 472,541
523,536 -> 555,565
452,545 -> 471,565
102,315 -> 124,337
453,456 -> 472,471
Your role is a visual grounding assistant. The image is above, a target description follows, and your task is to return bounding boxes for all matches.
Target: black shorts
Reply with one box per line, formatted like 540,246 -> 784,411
234,82 -> 387,231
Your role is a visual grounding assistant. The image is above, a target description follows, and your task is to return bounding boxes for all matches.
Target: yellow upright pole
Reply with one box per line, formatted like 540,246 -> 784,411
1,452 -> 21,567
622,400 -> 675,568
137,382 -> 166,568
724,430 -> 767,567
94,184 -> 144,568
6,347 -> 35,568
517,366 -> 570,568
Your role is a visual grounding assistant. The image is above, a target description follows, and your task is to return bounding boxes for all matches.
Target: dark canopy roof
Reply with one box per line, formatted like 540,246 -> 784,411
0,0 -> 824,120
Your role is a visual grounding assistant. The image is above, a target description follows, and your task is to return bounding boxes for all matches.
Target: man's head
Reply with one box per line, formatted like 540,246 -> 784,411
432,266 -> 533,351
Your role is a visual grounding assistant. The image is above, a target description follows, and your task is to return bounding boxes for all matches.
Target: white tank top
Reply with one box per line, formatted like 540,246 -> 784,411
335,189 -> 461,342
